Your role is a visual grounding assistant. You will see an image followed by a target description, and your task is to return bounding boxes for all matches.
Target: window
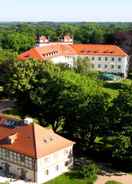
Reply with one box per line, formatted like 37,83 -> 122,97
98,57 -> 101,61
64,149 -> 69,155
98,64 -> 101,68
20,155 -> 25,162
45,169 -> 49,175
112,57 -> 114,61
92,57 -> 95,60
105,57 -> 108,61
4,149 -> 9,158
104,65 -> 108,68
25,157 -> 33,167
56,165 -> 59,171
118,65 -> 121,69
111,65 -> 114,69
118,57 -> 122,61
65,160 -> 71,167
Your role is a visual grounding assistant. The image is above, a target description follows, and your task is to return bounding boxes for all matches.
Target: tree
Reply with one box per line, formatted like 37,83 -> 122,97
0,49 -> 17,64
75,23 -> 105,43
107,86 -> 132,162
74,57 -> 93,74
108,86 -> 132,138
56,24 -> 77,38
111,135 -> 132,161
80,162 -> 100,181
1,59 -> 110,149
0,59 -> 40,113
1,32 -> 35,53
36,25 -> 58,41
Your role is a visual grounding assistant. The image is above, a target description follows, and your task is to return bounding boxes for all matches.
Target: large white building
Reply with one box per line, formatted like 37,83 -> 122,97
18,35 -> 129,78
0,115 -> 74,183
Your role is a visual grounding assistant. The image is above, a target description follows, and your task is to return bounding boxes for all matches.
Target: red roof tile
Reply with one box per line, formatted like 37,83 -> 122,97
71,44 -> 128,56
17,43 -> 127,61
0,121 -> 74,159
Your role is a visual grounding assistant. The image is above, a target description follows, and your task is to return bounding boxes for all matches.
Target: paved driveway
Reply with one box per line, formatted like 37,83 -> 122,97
96,173 -> 132,184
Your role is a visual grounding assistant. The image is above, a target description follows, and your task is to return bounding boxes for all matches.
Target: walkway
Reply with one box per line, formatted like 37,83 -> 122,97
96,173 -> 132,184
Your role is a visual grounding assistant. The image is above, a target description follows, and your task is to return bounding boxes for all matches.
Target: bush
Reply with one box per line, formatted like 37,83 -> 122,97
80,163 -> 100,181
105,180 -> 123,184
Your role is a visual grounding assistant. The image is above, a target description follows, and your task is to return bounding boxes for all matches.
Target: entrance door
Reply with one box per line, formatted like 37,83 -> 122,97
20,168 -> 26,180
4,163 -> 10,175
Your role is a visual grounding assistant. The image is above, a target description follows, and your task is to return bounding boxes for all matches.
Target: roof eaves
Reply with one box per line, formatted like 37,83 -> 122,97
32,123 -> 37,159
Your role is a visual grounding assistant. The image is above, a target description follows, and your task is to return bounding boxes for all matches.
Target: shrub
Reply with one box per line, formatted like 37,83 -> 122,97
105,180 -> 123,184
80,163 -> 100,181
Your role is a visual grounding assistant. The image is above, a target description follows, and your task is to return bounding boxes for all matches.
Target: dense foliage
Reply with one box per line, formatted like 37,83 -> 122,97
0,60 -> 110,147
80,163 -> 99,180
0,22 -> 132,53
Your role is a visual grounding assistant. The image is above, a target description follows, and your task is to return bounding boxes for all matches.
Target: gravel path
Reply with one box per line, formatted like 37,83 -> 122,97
96,174 -> 132,184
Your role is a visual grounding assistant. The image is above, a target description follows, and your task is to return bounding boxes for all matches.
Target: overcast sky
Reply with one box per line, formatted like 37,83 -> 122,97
0,0 -> 132,22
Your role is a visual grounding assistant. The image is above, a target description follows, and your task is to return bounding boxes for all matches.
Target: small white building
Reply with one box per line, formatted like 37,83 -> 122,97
0,115 -> 74,184
18,35 -> 129,78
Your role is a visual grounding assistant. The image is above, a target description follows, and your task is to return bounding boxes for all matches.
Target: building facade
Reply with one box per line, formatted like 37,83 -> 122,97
18,36 -> 129,78
0,116 -> 74,183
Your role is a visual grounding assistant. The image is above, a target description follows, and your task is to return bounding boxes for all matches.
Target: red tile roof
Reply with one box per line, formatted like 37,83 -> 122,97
0,118 -> 74,159
72,44 -> 128,56
17,43 -> 127,61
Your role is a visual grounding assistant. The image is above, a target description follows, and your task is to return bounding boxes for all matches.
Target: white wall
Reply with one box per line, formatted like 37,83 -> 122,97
51,56 -> 74,67
87,55 -> 128,78
0,159 -> 34,182
51,55 -> 129,78
36,145 -> 74,184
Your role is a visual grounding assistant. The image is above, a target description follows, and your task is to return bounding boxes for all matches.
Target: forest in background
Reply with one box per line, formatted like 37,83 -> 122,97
0,22 -> 132,52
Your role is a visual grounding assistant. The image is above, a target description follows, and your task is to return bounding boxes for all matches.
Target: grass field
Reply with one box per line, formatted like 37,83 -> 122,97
45,173 -> 93,184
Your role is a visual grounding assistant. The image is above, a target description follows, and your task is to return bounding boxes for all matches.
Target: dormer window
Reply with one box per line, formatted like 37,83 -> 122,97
9,133 -> 18,144
24,54 -> 29,58
49,137 -> 53,141
43,139 -> 48,143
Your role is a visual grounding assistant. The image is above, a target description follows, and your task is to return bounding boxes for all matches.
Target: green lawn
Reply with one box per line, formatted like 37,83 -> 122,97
45,173 -> 94,184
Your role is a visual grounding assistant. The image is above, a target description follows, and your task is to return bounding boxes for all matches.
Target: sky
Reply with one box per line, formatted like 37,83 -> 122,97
0,0 -> 132,22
